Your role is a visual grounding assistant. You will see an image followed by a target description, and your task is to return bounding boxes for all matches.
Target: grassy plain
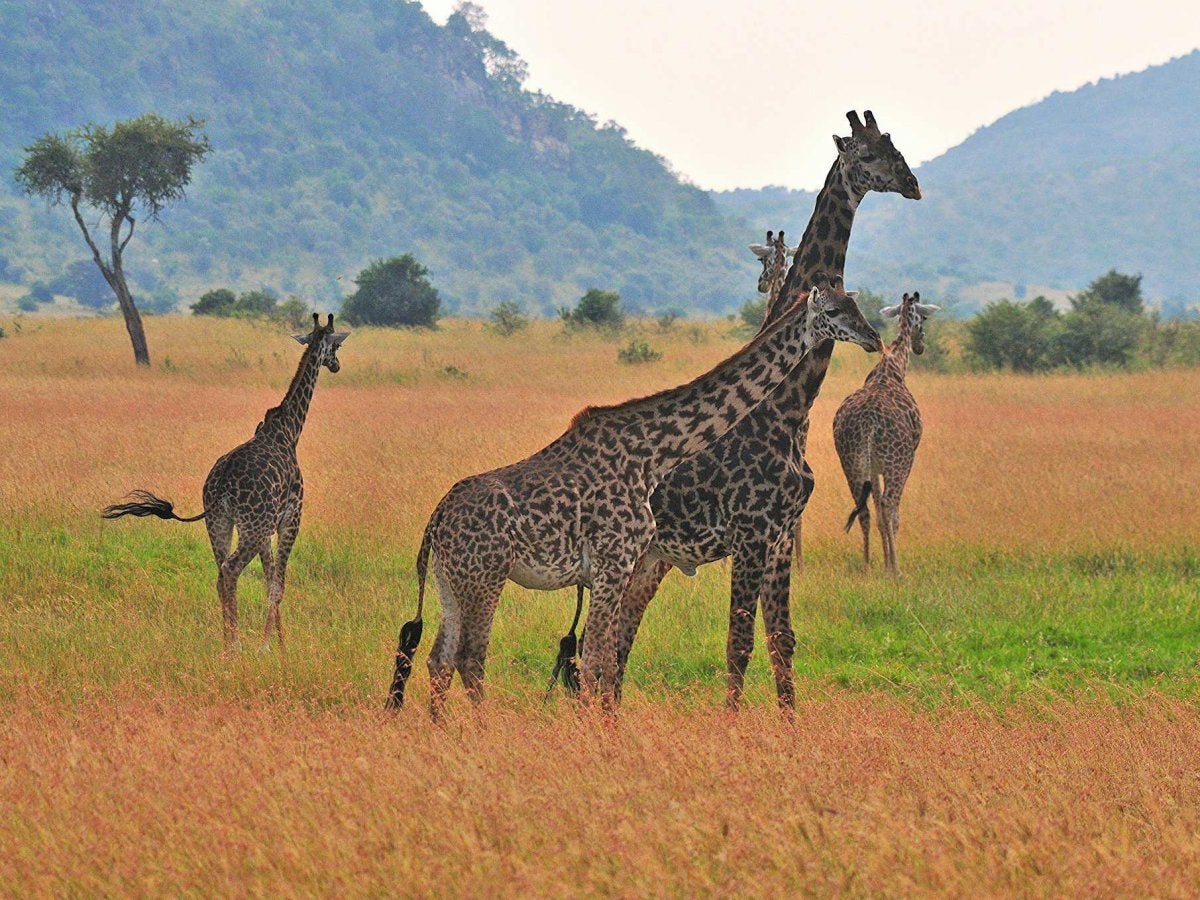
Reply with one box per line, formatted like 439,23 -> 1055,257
2,315 -> 1199,894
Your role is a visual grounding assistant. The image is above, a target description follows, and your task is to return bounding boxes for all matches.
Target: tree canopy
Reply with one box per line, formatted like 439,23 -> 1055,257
341,255 -> 442,328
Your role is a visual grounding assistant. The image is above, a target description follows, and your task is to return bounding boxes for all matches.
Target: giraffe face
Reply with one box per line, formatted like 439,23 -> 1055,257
320,332 -> 350,373
834,123 -> 921,200
808,280 -> 883,353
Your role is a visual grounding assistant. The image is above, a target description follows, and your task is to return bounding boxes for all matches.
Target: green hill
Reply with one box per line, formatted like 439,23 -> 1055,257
716,51 -> 1200,315
0,0 -> 751,315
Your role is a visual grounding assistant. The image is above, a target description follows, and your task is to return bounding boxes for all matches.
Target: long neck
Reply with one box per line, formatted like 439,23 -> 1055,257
583,302 -> 819,478
882,308 -> 914,379
269,344 -> 324,446
763,160 -> 863,327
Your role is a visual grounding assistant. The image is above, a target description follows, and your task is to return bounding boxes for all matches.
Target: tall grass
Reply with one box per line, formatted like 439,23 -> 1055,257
2,316 -> 1199,893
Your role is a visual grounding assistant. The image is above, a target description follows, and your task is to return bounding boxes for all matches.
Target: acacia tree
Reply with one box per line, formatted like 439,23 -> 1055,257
15,114 -> 211,365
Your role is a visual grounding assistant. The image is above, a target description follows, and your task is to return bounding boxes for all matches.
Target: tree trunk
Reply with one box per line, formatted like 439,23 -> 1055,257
113,275 -> 150,366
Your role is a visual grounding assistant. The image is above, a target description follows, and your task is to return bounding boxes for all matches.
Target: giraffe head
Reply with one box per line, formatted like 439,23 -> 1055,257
881,291 -> 940,354
749,229 -> 797,295
834,110 -> 921,200
292,312 -> 349,372
805,273 -> 883,353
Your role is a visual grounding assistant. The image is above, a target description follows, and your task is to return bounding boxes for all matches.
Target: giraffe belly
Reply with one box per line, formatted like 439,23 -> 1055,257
510,556 -> 589,591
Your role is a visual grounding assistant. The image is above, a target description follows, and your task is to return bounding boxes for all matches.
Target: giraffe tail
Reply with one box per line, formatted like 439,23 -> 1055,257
101,490 -> 206,523
844,480 -> 872,532
385,513 -> 435,710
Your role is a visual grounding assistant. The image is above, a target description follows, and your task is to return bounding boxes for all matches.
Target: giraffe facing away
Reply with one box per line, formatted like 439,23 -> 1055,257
598,111 -> 921,709
386,275 -> 882,715
102,313 -> 348,651
749,229 -> 796,310
833,291 -> 939,575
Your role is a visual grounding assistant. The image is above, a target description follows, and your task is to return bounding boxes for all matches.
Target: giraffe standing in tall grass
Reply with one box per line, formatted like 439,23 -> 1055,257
102,313 -> 348,650
833,292 -> 939,575
602,111 -> 922,708
387,275 -> 882,715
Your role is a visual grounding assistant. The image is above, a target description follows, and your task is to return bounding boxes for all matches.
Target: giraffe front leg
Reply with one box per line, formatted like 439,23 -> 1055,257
727,540 -> 768,710
760,531 -> 797,710
612,554 -> 672,702
267,497 -> 303,654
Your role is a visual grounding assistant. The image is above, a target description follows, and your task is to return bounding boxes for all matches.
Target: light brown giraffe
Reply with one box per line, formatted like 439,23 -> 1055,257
833,291 -> 939,574
386,275 -> 882,714
102,313 -> 348,650
749,229 -> 796,309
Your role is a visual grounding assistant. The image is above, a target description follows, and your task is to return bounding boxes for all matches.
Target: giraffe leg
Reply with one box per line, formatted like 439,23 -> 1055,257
258,542 -> 278,650
580,559 -> 642,711
455,577 -> 506,705
217,538 -> 260,652
881,466 -> 911,577
612,554 -> 671,701
426,561 -> 462,720
205,514 -> 234,642
870,474 -> 885,573
760,531 -> 797,710
266,498 -> 302,653
727,540 -> 768,709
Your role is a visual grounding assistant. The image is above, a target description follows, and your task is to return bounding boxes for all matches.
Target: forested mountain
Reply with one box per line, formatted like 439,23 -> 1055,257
0,0 -> 750,315
716,51 -> 1200,314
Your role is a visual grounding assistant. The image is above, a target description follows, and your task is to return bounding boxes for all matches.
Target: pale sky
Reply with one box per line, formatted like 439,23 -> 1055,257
421,0 -> 1200,191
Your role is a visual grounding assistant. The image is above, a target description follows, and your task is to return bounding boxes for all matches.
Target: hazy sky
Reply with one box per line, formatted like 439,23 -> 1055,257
422,0 -> 1200,191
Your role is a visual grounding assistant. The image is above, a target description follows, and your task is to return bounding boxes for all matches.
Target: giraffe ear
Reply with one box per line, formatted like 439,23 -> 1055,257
292,333 -> 314,345
880,305 -> 902,319
749,244 -> 771,259
845,291 -> 859,301
330,332 -> 350,347
915,303 -> 940,317
833,134 -> 850,153
785,244 -> 799,258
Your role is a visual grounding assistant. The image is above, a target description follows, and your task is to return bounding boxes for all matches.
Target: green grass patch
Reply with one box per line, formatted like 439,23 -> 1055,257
2,521 -> 1198,710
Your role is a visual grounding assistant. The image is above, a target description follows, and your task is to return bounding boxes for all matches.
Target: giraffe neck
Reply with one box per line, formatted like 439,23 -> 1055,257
577,301 -> 819,479
880,308 -> 914,380
764,160 -> 864,327
265,342 -> 324,446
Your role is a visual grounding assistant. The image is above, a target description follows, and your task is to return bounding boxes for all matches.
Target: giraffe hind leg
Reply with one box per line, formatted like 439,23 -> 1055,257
217,536 -> 260,652
265,502 -> 302,654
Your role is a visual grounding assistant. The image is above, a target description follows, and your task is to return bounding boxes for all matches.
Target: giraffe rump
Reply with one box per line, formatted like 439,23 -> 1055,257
101,490 -> 206,522
844,480 -> 872,532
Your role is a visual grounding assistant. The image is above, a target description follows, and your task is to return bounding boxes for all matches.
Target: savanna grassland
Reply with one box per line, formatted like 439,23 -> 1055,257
2,315 -> 1199,895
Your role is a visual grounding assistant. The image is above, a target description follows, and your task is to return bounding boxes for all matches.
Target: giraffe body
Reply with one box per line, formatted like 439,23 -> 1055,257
387,277 -> 882,714
607,111 -> 922,708
833,292 -> 938,575
103,314 -> 347,650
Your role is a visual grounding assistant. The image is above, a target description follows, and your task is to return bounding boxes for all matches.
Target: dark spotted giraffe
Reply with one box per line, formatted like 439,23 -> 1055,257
386,276 -> 882,715
605,111 -> 922,709
834,291 -> 939,575
102,313 -> 348,651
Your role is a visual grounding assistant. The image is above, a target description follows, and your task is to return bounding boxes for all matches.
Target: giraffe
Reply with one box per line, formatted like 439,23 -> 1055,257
833,291 -> 939,575
599,110 -> 921,709
102,313 -> 348,651
386,274 -> 882,715
749,229 -> 796,309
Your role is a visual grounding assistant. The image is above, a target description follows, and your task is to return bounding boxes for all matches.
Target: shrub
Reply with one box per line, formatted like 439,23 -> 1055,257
562,289 -> 623,331
17,295 -> 39,312
738,297 -> 766,332
617,339 -> 662,364
341,255 -> 441,328
273,297 -> 313,330
656,310 -> 681,332
191,288 -> 237,316
488,300 -> 528,336
967,298 -> 1063,372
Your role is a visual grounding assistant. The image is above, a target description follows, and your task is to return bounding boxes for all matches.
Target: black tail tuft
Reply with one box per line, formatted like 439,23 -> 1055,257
385,617 -> 424,710
845,480 -> 872,532
101,490 -> 206,522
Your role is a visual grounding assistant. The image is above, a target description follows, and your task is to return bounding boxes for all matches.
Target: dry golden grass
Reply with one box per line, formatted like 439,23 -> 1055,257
2,315 -> 1197,550
3,316 -> 1200,895
5,693 -> 1200,895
